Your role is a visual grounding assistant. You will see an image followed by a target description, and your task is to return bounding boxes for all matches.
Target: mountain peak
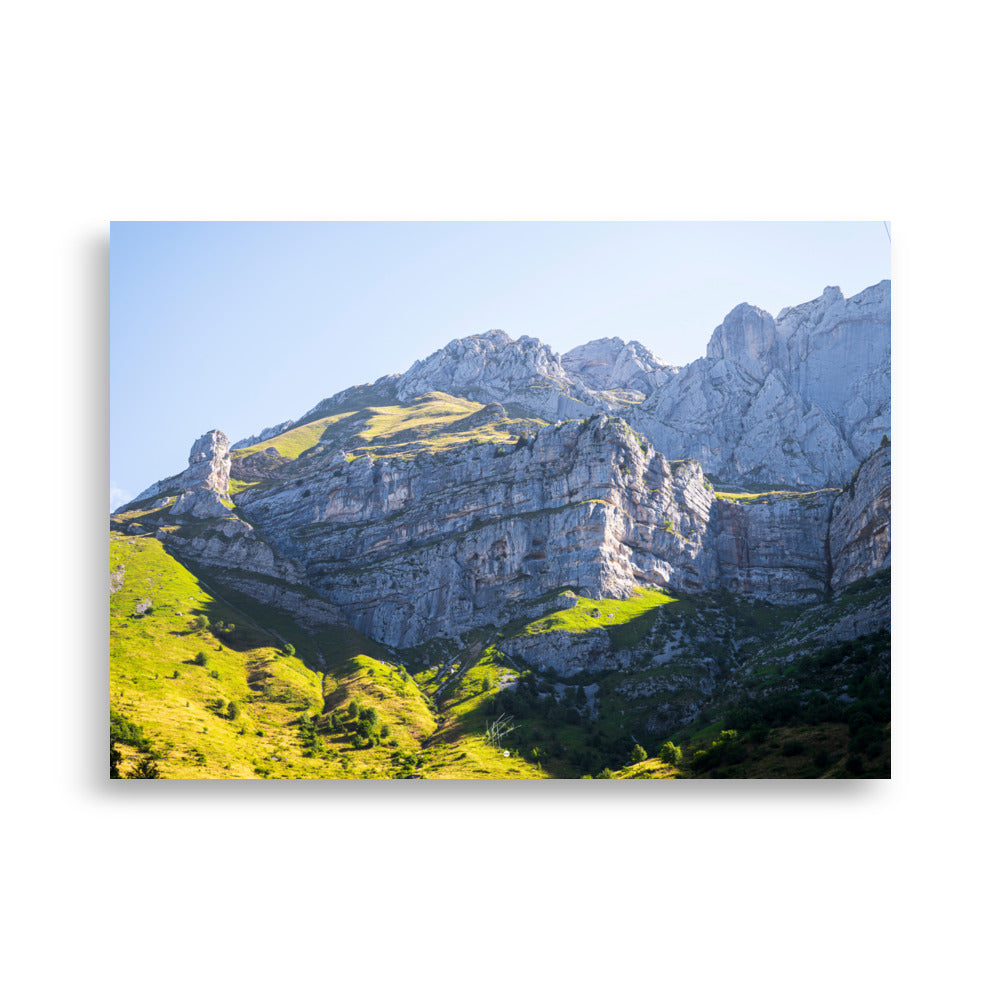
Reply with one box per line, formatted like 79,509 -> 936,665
444,328 -> 511,351
397,327 -> 565,403
562,337 -> 672,396
705,302 -> 777,373
189,429 -> 229,466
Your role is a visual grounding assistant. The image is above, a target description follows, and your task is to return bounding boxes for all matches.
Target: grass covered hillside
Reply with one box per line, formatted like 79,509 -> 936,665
228,391 -> 547,494
110,531 -> 545,778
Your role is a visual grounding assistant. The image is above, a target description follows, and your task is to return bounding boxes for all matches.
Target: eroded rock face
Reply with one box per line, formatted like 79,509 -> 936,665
229,446 -> 290,483
125,429 -> 231,510
238,415 -> 720,647
710,492 -> 837,603
230,413 -> 865,646
187,430 -> 231,493
395,330 -> 624,422
561,338 -> 677,397
732,370 -> 855,484
830,443 -> 891,589
706,303 -> 778,378
502,625 -> 612,679
159,513 -> 347,628
171,488 -> 232,519
398,331 -> 559,400
637,281 -> 890,486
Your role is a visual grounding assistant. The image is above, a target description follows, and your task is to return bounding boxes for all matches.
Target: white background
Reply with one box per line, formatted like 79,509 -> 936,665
3,2 -> 996,997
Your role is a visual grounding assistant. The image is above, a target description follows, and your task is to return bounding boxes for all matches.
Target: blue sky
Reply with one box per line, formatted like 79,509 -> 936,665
111,221 -> 889,508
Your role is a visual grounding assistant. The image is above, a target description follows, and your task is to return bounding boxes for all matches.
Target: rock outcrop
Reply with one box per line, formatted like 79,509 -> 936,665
705,303 -> 779,378
636,281 -> 890,486
774,282 -> 890,457
561,337 -> 677,397
829,442 -> 891,589
158,511 -> 348,628
171,487 -> 232,519
710,491 -> 837,602
237,415 -> 721,647
395,330 -> 601,421
123,429 -> 231,510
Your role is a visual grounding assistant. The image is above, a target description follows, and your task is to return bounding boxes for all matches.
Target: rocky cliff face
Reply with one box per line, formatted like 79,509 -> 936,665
561,337 -> 677,397
124,429 -> 231,511
237,415 -> 721,647
829,442 -> 891,589
705,303 -> 779,378
710,491 -> 837,602
774,282 -> 890,462
155,421 -> 865,650
636,281 -> 890,486
394,330 -> 608,422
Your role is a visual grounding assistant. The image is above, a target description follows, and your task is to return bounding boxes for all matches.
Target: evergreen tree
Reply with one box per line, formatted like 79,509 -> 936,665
129,755 -> 161,779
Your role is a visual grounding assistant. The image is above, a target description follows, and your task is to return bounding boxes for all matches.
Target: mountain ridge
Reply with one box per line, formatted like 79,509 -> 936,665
208,279 -> 888,491
111,279 -> 891,778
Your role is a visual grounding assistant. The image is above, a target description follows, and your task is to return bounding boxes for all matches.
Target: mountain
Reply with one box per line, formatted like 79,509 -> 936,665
111,281 -> 890,779
634,281 -> 890,485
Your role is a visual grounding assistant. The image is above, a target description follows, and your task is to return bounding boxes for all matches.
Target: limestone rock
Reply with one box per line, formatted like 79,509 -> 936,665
172,487 -> 232,519
637,281 -> 889,486
829,442 -> 891,589
502,626 -> 612,678
731,370 -> 854,484
124,429 -> 231,510
237,415 -> 720,647
774,281 -> 891,461
562,337 -> 677,397
709,490 -> 838,603
186,430 -> 231,494
706,302 -> 778,378
633,356 -> 764,474
395,330 -> 620,421
231,412 -> 862,647
230,446 -> 290,483
160,511 -> 347,629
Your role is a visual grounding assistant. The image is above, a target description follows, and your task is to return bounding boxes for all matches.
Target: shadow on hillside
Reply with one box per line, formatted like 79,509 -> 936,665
606,604 -> 666,650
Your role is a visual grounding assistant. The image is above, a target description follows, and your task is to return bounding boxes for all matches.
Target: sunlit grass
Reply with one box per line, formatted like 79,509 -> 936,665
512,587 -> 678,640
231,411 -> 360,461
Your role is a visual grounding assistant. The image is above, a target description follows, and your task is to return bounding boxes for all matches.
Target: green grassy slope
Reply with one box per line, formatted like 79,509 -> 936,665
230,392 -> 546,483
510,587 -> 677,644
110,531 -> 549,778
111,532 -> 332,777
